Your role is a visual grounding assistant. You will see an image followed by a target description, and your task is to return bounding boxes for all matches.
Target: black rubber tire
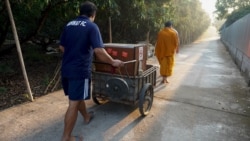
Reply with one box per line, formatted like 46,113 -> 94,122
138,83 -> 154,116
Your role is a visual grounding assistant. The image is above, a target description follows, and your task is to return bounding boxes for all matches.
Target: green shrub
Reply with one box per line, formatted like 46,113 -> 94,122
0,87 -> 7,94
42,74 -> 50,86
0,63 -> 14,74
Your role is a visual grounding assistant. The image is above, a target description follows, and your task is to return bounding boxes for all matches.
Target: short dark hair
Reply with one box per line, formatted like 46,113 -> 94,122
164,21 -> 172,27
80,1 -> 97,17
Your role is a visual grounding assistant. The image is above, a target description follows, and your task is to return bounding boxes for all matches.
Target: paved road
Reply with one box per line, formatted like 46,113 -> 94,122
0,26 -> 250,141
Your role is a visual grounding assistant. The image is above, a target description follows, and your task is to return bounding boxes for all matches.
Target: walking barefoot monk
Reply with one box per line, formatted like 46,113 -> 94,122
155,21 -> 179,83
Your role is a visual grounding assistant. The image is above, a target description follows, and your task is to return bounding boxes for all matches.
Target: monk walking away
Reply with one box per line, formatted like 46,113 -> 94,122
155,21 -> 179,83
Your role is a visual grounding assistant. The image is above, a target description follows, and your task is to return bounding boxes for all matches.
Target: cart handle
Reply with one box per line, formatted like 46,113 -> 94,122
92,60 -> 137,65
93,60 -> 137,74
123,60 -> 137,64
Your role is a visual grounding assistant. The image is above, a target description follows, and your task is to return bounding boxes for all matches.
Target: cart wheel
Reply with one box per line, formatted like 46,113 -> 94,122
139,83 -> 154,116
92,95 -> 108,105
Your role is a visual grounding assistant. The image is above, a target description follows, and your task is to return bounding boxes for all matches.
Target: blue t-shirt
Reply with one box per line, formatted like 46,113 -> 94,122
60,16 -> 104,78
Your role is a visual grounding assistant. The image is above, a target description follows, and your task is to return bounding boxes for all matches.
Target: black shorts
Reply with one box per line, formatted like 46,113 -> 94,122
62,77 -> 91,100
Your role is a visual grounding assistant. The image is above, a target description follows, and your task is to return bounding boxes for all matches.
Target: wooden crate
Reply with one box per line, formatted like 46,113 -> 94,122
94,43 -> 148,76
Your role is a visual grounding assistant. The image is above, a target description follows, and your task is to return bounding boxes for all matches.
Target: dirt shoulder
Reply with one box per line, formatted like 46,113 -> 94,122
0,45 -> 61,111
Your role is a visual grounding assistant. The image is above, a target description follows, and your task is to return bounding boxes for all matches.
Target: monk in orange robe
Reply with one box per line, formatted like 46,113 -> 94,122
155,21 -> 179,83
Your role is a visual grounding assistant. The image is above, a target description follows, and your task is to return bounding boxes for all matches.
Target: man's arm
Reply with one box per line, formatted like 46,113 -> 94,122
94,48 -> 124,67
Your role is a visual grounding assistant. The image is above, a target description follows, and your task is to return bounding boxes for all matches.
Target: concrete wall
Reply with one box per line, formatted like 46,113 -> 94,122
220,14 -> 250,86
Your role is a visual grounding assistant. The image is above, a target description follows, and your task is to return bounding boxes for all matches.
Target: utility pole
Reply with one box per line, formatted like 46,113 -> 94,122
5,0 -> 33,101
109,0 -> 112,43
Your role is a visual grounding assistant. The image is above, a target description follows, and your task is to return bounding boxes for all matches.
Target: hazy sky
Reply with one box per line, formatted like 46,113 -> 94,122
199,0 -> 217,19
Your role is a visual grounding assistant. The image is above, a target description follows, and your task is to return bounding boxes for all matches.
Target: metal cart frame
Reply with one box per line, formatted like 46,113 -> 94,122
92,61 -> 157,116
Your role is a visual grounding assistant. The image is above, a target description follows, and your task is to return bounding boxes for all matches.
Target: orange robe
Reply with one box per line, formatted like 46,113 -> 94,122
155,28 -> 178,76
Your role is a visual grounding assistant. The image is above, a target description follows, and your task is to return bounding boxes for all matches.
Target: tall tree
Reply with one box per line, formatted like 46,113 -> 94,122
0,0 -> 211,52
172,0 -> 210,44
215,0 -> 250,19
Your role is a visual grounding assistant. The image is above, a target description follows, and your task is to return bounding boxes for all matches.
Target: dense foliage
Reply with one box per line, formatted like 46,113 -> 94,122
215,0 -> 250,28
0,0 -> 210,51
172,0 -> 210,44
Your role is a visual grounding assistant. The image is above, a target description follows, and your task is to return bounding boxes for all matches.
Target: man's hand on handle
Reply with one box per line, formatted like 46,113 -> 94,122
111,59 -> 124,67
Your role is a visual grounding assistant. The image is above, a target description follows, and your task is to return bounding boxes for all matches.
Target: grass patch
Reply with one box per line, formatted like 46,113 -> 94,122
0,62 -> 14,75
0,87 -> 7,94
42,74 -> 50,86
